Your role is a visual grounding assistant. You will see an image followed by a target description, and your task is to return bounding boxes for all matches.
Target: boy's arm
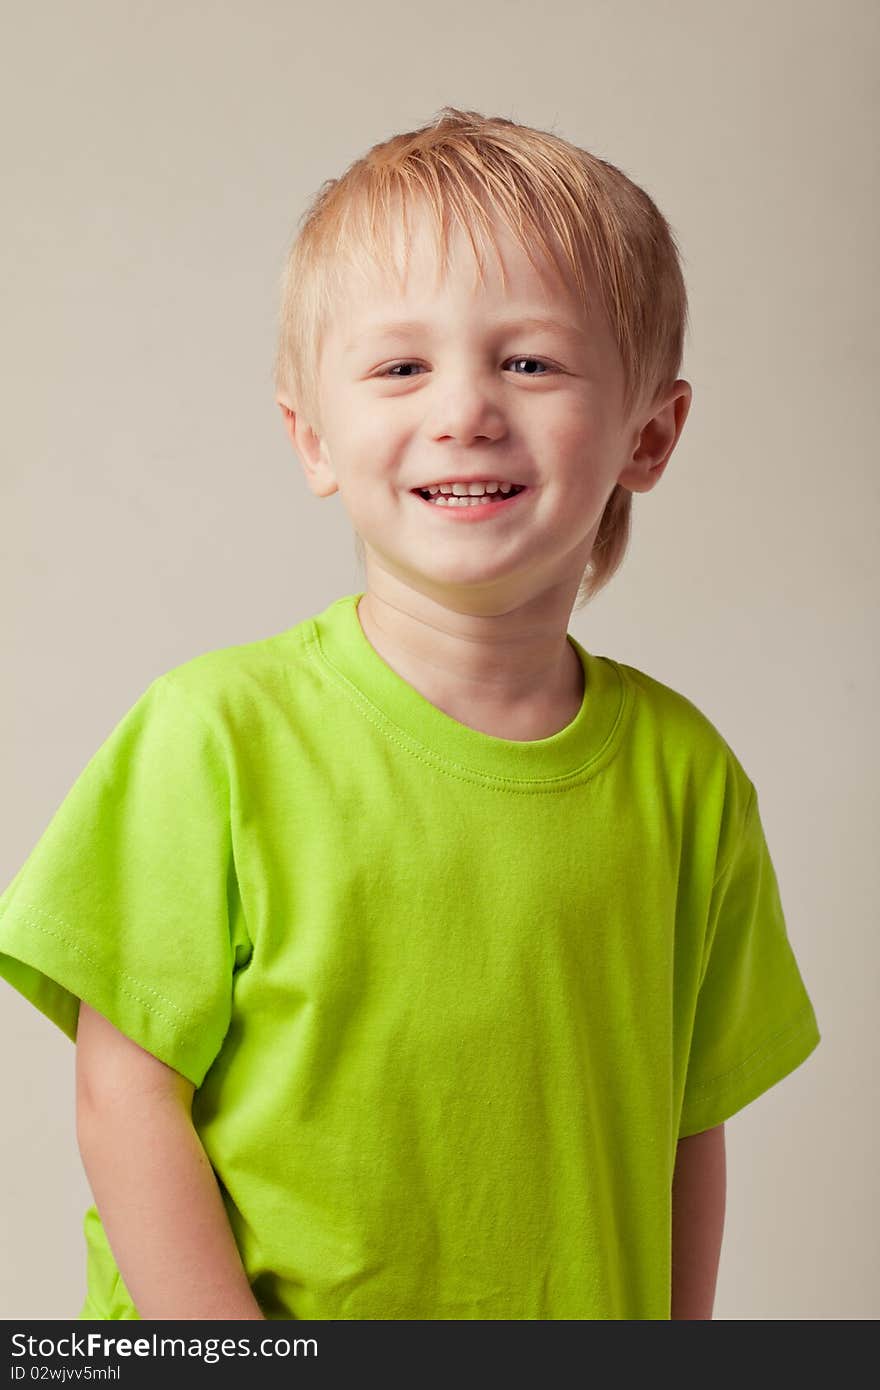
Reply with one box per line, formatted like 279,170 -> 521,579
670,1122 -> 726,1319
75,1001 -> 264,1320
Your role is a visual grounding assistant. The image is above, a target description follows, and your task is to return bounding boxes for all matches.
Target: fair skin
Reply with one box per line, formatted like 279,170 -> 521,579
276,206 -> 721,1315
75,1001 -> 264,1319
671,1124 -> 726,1318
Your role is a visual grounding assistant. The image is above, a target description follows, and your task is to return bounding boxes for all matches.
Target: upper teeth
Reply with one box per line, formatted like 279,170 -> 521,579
421,481 -> 518,496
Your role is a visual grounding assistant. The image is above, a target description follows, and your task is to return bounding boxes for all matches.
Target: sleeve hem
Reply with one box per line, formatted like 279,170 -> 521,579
677,1004 -> 821,1138
0,900 -> 209,1087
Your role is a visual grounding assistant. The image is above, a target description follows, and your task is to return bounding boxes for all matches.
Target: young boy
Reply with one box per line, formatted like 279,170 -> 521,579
0,107 -> 821,1321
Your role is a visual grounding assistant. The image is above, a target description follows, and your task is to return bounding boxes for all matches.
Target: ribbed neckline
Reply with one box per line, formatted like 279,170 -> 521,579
306,591 -> 630,788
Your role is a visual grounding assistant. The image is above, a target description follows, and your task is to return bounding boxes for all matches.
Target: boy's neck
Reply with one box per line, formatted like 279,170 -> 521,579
355,588 -> 585,743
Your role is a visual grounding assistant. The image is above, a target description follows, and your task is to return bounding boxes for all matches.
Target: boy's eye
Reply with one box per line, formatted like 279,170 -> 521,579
377,357 -> 555,379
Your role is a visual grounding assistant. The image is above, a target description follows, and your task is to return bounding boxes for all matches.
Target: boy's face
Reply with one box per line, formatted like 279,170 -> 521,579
283,205 -> 688,614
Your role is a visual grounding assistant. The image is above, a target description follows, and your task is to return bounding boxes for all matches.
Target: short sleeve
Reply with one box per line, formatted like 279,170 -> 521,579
0,672 -> 250,1088
677,782 -> 821,1138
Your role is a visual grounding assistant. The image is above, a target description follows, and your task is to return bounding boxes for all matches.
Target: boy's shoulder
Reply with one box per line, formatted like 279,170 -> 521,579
149,611 -> 317,716
612,655 -> 727,736
608,653 -> 753,798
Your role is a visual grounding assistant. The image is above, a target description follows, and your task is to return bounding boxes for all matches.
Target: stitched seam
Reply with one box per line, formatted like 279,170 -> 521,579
687,1007 -> 816,1095
303,623 -> 628,793
1,900 -> 194,1027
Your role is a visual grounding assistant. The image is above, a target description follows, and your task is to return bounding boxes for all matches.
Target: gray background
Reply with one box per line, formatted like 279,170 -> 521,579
1,0 -> 876,1319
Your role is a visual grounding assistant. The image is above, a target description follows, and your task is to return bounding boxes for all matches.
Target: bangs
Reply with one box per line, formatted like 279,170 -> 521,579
327,166 -> 593,317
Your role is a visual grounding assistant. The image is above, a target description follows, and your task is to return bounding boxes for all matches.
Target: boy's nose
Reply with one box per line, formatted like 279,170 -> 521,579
428,393 -> 507,445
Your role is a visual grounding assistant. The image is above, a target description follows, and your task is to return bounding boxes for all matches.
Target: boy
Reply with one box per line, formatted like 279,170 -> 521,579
0,107 -> 820,1320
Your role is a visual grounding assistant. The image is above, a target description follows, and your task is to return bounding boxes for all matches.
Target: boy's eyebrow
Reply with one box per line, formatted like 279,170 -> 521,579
344,316 -> 590,352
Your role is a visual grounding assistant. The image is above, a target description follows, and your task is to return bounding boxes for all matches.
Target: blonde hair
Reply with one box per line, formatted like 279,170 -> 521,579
273,106 -> 689,608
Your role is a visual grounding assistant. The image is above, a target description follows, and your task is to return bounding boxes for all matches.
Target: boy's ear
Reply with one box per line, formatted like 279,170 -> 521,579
617,379 -> 692,496
275,399 -> 338,499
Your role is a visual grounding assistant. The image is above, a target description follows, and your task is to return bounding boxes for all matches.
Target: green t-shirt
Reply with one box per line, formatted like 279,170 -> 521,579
0,591 -> 821,1320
